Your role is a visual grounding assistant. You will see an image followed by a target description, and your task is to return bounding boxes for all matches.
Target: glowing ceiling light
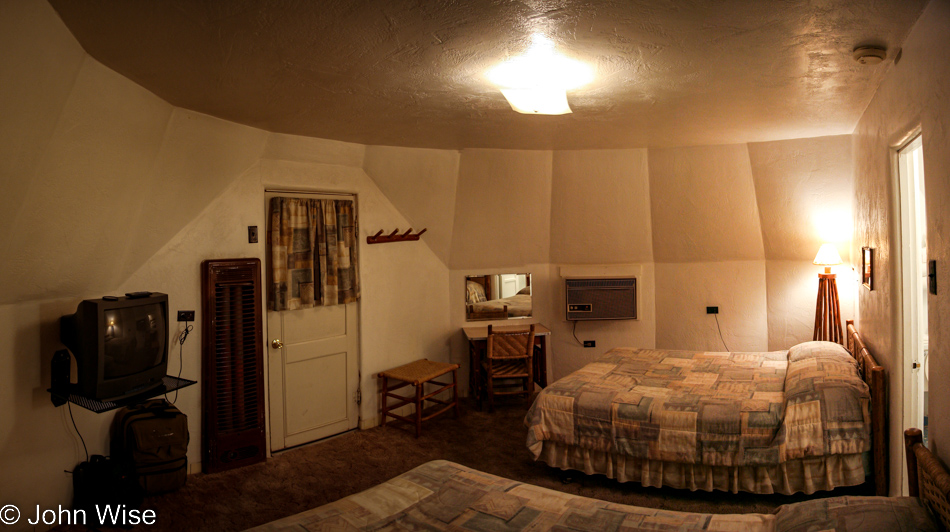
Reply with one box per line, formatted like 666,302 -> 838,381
487,34 -> 594,115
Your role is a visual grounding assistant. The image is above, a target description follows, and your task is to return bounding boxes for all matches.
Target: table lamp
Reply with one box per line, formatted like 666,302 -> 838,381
813,243 -> 843,343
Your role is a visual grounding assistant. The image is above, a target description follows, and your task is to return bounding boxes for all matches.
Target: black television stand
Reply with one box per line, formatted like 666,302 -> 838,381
50,376 -> 196,414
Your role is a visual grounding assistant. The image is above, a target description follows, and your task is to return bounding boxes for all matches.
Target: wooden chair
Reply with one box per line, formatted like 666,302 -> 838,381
480,324 -> 535,412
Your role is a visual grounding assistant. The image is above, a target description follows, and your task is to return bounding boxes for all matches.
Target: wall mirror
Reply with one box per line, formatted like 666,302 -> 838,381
465,273 -> 531,321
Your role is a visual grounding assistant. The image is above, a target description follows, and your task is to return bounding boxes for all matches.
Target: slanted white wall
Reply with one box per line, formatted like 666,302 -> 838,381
748,135 -> 855,350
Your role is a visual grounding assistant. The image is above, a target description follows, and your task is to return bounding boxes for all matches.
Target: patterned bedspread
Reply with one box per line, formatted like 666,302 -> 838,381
526,342 -> 871,467
245,460 -> 936,532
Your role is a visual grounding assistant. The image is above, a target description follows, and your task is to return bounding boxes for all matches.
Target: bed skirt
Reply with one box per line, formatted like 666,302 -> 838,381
537,441 -> 869,495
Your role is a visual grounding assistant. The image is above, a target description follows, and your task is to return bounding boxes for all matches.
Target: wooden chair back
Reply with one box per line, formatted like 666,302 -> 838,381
487,324 -> 536,361
906,428 -> 950,531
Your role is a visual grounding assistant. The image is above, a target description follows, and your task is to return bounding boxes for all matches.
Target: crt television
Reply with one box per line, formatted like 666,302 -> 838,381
60,293 -> 169,401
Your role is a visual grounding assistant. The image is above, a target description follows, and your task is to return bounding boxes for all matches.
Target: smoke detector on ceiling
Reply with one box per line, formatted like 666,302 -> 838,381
853,46 -> 887,65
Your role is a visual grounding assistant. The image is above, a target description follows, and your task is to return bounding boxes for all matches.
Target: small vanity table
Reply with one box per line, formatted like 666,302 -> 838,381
462,323 -> 550,403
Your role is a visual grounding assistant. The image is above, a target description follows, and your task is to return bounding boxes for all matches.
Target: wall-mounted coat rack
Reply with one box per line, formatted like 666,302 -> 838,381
367,228 -> 427,244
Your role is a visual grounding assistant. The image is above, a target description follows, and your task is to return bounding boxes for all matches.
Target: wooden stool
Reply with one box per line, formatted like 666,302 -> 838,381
380,359 -> 460,437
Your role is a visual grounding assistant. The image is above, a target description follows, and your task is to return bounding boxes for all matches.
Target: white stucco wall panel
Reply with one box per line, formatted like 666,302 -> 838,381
449,149 -> 553,269
261,132 -> 365,168
119,109 -> 268,277
550,149 -> 653,264
648,144 -> 765,262
0,0 -> 86,257
0,299 -> 102,523
655,261 -> 769,352
363,145 -> 461,266
4,57 -> 173,304
853,0 -> 950,494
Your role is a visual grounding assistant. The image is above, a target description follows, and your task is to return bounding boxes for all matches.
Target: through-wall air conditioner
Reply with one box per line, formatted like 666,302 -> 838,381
566,278 -> 637,321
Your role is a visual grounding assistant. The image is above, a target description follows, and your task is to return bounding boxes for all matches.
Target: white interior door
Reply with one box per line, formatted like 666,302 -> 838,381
265,192 -> 360,452
898,135 -> 928,492
499,274 -> 518,298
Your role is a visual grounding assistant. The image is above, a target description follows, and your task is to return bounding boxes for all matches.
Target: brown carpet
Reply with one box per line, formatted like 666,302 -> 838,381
56,398 -> 871,531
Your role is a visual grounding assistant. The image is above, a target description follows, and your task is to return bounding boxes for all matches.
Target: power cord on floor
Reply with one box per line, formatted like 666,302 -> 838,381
714,314 -> 730,352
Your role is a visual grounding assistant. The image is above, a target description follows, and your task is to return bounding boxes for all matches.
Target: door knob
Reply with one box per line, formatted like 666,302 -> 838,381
271,339 -> 283,349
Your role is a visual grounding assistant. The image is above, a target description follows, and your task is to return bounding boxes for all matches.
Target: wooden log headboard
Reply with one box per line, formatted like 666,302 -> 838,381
846,319 -> 888,496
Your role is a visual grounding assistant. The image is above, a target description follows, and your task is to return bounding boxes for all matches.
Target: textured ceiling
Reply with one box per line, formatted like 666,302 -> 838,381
48,0 -> 927,150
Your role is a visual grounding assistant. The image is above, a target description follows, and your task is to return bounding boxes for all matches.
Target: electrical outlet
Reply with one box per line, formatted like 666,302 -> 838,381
583,340 -> 595,348
706,306 -> 719,314
248,225 -> 259,244
177,310 -> 195,322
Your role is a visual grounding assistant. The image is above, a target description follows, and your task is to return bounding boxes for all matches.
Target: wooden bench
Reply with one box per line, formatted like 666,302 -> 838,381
380,359 -> 460,437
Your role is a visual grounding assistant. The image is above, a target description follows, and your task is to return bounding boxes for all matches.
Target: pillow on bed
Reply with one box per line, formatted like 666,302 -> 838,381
787,341 -> 855,364
773,496 -> 939,532
517,286 -> 531,296
782,344 -> 871,458
466,281 -> 487,303
784,349 -> 868,398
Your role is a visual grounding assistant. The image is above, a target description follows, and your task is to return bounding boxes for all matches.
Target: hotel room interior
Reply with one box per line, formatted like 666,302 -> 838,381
2,0 -> 950,530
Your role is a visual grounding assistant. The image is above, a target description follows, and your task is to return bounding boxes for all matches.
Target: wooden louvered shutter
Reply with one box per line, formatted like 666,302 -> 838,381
201,258 -> 266,473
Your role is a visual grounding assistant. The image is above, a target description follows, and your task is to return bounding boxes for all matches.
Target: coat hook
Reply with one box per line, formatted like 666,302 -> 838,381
366,227 -> 428,244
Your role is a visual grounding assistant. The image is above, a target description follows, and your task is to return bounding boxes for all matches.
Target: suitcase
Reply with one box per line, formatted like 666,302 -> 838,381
111,399 -> 189,494
72,455 -> 142,525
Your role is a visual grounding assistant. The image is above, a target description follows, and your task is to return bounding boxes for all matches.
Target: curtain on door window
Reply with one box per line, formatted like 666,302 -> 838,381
269,197 -> 360,310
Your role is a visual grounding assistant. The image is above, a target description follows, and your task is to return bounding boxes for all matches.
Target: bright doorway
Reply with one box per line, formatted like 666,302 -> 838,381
898,134 -> 928,462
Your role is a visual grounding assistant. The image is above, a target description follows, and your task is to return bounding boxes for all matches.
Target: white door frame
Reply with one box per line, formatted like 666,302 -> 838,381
896,131 -> 927,494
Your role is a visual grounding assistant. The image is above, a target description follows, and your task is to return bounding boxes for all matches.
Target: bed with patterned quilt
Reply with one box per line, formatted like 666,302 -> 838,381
525,323 -> 888,496
246,430 -> 949,532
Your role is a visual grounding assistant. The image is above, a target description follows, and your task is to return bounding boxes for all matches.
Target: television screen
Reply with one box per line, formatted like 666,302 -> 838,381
103,304 -> 166,379
61,292 -> 170,401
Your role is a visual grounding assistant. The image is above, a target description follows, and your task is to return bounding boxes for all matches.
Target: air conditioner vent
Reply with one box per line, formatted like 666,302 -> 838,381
566,277 -> 637,321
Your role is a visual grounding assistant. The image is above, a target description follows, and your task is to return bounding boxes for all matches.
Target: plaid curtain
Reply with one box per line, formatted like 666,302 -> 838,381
269,197 -> 360,310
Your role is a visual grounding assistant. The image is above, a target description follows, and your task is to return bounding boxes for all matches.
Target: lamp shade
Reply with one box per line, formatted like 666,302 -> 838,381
813,243 -> 843,266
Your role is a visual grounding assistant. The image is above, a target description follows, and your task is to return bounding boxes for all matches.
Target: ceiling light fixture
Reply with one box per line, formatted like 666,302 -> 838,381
487,34 -> 594,115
